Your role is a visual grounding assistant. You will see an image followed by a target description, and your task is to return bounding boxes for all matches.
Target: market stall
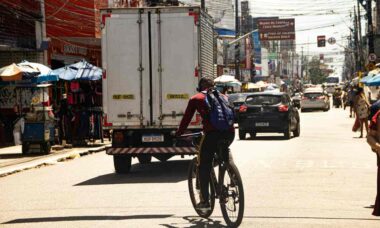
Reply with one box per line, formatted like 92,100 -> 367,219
0,61 -> 58,147
52,60 -> 103,146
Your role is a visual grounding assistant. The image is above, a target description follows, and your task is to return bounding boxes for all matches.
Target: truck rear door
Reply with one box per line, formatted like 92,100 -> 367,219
103,13 -> 150,126
150,11 -> 200,127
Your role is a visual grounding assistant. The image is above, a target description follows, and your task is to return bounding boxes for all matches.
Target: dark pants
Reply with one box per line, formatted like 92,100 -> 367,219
374,153 -> 380,216
199,131 -> 235,202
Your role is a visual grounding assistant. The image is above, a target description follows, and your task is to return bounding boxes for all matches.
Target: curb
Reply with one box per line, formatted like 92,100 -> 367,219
0,145 -> 108,178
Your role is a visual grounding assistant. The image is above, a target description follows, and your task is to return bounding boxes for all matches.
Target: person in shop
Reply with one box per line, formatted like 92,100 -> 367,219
56,94 -> 73,146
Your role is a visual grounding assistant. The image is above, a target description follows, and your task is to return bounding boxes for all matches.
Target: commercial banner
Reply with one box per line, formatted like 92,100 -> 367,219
258,18 -> 295,41
252,31 -> 261,64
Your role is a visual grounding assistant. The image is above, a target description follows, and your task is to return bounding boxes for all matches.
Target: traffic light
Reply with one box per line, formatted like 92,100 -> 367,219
317,36 -> 326,47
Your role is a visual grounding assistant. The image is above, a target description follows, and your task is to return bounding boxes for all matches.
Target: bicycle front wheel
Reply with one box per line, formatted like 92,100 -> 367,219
188,158 -> 215,218
220,162 -> 245,227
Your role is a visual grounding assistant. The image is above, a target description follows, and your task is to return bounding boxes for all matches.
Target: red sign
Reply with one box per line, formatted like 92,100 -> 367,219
258,19 -> 295,41
317,35 -> 326,47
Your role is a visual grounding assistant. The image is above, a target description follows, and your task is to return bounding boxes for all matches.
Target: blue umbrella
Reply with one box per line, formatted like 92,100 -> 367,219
52,60 -> 102,81
366,74 -> 380,86
360,75 -> 373,83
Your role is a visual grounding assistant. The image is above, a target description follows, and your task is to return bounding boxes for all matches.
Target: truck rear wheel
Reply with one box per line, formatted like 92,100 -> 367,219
113,155 -> 132,174
138,155 -> 152,164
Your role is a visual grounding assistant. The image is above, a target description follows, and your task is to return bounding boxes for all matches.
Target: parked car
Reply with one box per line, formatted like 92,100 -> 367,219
301,88 -> 330,112
238,92 -> 300,140
228,93 -> 256,122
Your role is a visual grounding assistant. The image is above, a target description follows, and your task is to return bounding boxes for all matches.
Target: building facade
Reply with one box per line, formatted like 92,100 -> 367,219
45,0 -> 108,68
0,0 -> 43,67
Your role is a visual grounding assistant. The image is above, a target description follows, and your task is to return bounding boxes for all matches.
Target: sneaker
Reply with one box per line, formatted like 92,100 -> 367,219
196,201 -> 211,212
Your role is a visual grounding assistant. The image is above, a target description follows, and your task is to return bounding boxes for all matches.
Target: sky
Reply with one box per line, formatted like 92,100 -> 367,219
249,0 -> 363,76
182,0 -> 364,76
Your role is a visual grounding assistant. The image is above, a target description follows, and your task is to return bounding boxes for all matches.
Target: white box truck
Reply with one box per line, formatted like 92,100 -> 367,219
100,6 -> 214,173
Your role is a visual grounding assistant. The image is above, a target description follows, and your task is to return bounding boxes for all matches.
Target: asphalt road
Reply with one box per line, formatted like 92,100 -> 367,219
0,107 -> 379,227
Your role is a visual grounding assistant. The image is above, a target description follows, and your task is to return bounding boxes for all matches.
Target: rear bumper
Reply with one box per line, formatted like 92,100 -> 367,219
106,147 -> 196,155
238,118 -> 289,133
301,101 -> 326,109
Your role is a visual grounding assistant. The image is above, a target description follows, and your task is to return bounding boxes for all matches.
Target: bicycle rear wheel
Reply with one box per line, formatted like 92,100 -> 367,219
188,158 -> 215,218
220,162 -> 244,227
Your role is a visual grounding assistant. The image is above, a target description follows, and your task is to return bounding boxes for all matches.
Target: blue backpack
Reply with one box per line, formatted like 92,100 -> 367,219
203,90 -> 235,131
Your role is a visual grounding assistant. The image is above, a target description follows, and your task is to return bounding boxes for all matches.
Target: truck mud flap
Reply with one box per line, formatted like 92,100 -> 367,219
106,147 -> 196,155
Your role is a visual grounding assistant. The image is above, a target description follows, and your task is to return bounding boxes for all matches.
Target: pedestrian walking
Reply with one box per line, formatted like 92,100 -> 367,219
347,86 -> 356,117
354,87 -> 370,138
366,110 -> 380,216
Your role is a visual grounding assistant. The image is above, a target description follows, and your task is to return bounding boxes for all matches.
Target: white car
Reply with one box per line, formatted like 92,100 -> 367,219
301,88 -> 330,112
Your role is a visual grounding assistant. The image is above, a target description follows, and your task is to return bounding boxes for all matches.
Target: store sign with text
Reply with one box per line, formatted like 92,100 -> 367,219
258,19 -> 295,41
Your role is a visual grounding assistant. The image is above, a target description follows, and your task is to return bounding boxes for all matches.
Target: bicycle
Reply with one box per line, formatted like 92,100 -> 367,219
177,132 -> 245,227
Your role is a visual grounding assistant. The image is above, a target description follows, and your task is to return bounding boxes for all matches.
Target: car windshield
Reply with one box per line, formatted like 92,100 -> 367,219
304,93 -> 323,98
228,93 -> 250,103
246,95 -> 282,105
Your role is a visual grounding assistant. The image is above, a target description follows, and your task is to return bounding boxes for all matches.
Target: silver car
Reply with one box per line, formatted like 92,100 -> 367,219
301,90 -> 330,112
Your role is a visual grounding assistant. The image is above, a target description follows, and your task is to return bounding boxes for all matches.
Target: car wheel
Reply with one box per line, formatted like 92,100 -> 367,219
301,108 -> 305,113
283,122 -> 291,140
293,120 -> 300,137
249,132 -> 256,139
239,130 -> 246,140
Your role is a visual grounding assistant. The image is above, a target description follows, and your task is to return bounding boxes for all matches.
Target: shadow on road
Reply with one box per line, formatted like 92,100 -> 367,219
0,153 -> 41,159
3,214 -> 173,224
244,136 -> 289,141
75,160 -> 191,185
160,216 -> 227,228
247,215 -> 380,221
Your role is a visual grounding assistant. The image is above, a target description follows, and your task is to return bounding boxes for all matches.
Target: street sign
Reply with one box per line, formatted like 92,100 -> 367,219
317,36 -> 326,47
258,19 -> 295,41
327,37 -> 336,45
369,53 -> 377,62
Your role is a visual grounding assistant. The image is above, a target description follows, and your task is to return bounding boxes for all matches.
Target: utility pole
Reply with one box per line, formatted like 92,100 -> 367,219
40,0 -> 48,65
354,7 -> 360,71
367,0 -> 375,56
235,0 -> 240,81
357,1 -> 363,68
201,0 -> 205,10
301,47 -> 304,80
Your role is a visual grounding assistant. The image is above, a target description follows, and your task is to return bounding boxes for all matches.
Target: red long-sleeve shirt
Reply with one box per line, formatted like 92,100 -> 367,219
177,92 -> 214,135
177,91 -> 234,135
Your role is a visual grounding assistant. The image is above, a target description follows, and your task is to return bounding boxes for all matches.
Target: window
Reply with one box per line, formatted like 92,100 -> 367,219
246,95 -> 282,105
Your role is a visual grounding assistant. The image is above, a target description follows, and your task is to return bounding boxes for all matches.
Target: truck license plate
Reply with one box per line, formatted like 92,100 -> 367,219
142,134 -> 164,143
255,122 -> 269,127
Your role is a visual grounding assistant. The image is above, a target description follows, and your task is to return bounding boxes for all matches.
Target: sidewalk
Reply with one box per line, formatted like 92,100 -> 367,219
0,141 -> 110,177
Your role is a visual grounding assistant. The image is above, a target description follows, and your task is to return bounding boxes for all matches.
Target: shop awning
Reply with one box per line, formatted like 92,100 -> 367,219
52,60 -> 102,81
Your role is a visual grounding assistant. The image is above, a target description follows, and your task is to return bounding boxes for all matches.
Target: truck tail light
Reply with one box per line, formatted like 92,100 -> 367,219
302,97 -> 308,100
102,13 -> 111,25
113,131 -> 124,143
188,11 -> 199,25
104,115 -> 113,127
194,67 -> 199,77
278,105 -> 289,112
102,70 -> 107,79
239,105 -> 248,113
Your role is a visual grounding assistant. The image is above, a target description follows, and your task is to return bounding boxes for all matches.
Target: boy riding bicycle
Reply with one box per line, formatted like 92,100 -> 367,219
175,77 -> 235,211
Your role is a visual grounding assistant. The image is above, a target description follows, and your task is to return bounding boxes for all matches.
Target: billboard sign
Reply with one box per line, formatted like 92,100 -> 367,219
252,31 -> 261,64
258,19 -> 295,41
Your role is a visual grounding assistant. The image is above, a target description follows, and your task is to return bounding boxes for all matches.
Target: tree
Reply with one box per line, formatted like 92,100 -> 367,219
308,57 -> 328,84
